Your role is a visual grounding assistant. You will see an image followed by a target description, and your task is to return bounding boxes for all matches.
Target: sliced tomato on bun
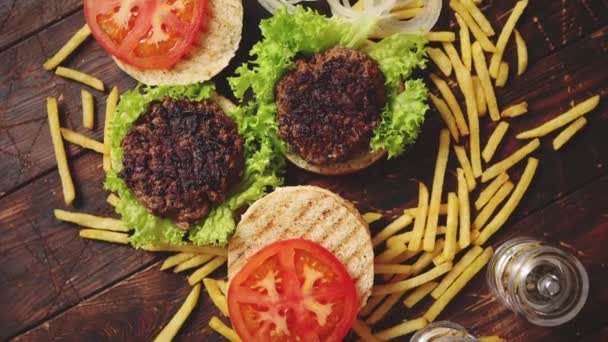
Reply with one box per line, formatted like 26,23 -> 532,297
228,239 -> 359,342
84,0 -> 207,70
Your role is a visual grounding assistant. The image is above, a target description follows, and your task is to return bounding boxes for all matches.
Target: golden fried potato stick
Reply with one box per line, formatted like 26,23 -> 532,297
424,247 -> 493,322
208,316 -> 241,342
43,24 -> 91,70
479,336 -> 507,342
352,320 -> 380,342
501,102 -> 528,118
174,254 -> 214,273
188,256 -> 227,285
489,0 -> 529,78
359,294 -> 386,317
553,117 -> 587,150
455,13 -> 472,71
387,231 -> 412,249
495,61 -> 509,87
442,193 -> 459,261
460,0 -> 495,36
160,253 -> 196,271
475,172 -> 509,210
374,264 -> 414,275
431,246 -> 483,299
81,89 -> 94,129
426,47 -> 453,77
363,212 -> 383,224
142,243 -> 227,256
103,87 -> 119,171
79,229 -> 129,244
216,279 -> 228,296
449,1 -> 496,52
423,130 -> 450,251
374,317 -> 429,340
47,97 -> 75,205
472,181 -> 514,231
453,145 -> 476,192
517,95 -> 599,139
409,182 -> 429,251
472,76 -> 487,117
403,281 -> 438,308
457,169 -> 471,249
373,262 -> 453,296
431,94 -> 460,142
60,128 -> 104,153
475,158 -> 539,245
425,31 -> 456,42
404,203 -> 448,217
481,138 -> 539,182
372,213 -> 413,247
106,193 -> 120,207
203,278 -> 229,316
365,274 -> 410,324
55,209 -> 129,232
155,284 -> 201,342
55,67 -> 104,91
514,29 -> 528,75
482,121 -> 509,163
430,74 -> 469,135
471,42 -> 500,121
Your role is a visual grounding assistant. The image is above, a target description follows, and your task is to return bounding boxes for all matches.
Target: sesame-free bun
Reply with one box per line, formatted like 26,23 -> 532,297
114,0 -> 243,86
285,149 -> 386,176
228,186 -> 374,306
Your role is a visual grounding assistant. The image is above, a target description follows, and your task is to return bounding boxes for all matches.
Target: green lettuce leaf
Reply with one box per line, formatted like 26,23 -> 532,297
229,7 -> 429,159
105,83 -> 284,247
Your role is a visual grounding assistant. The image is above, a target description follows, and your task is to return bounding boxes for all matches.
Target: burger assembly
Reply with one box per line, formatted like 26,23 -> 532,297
43,0 -> 593,340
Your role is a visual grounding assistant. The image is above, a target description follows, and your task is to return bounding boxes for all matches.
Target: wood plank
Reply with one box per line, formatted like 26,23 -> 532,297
0,0 -> 81,51
0,152 -> 159,340
15,174 -> 608,341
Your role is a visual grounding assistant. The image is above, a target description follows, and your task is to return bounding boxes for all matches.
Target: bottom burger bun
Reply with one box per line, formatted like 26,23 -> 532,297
285,149 -> 386,176
114,0 -> 243,86
228,185 -> 374,306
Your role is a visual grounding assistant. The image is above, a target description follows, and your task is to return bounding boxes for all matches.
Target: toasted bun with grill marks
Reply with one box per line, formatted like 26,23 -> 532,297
285,149 -> 386,176
114,0 -> 243,86
228,186 -> 374,306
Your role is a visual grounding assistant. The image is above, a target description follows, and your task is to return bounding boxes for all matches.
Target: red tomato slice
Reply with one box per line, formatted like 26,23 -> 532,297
84,0 -> 207,70
228,239 -> 359,342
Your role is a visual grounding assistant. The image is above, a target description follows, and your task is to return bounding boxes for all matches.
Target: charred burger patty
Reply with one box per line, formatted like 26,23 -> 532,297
119,98 -> 244,227
275,47 -> 387,165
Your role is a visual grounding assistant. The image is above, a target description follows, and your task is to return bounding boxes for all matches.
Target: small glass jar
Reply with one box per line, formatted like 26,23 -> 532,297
486,237 -> 589,327
410,321 -> 476,342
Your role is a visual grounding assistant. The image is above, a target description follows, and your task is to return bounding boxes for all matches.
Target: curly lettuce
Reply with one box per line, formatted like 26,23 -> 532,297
105,83 -> 284,247
229,7 -> 429,159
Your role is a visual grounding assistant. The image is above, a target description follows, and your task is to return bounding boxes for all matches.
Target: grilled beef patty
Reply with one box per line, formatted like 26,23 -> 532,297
119,97 -> 244,228
275,47 -> 386,165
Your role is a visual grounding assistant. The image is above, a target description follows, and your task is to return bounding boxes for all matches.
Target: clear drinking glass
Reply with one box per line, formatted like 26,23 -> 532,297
410,321 -> 477,342
486,237 -> 589,327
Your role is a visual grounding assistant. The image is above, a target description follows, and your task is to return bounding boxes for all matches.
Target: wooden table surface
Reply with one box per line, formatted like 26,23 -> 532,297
1,0 -> 607,341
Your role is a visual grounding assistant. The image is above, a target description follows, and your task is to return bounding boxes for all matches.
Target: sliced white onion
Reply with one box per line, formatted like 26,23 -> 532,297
327,0 -> 442,37
256,0 -> 312,14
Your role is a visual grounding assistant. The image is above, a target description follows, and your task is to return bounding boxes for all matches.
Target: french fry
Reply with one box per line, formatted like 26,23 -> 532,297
359,294 -> 386,317
472,76 -> 487,117
79,229 -> 129,244
426,47 -> 453,77
154,284 -> 201,342
453,145 -> 476,191
495,61 -> 509,87
432,244 -> 462,266
517,95 -> 600,139
203,278 -> 229,316
403,281 -> 438,308
160,253 -> 196,271
423,130 -> 450,252
481,138 -> 540,182
387,231 -> 412,248
501,101 -> 528,118
55,209 -> 129,232
188,257 -> 227,285
449,1 -> 496,52
404,203 -> 448,217
208,316 -> 241,342
363,212 -> 383,224
479,336 -> 507,342
374,264 -> 414,275
460,0 -> 495,36
475,158 -> 539,245
430,94 -> 459,143
103,87 -> 119,171
82,89 -> 94,130
373,262 -> 453,296
142,243 -> 227,256
174,254 -> 214,273
472,181 -> 514,230
217,279 -> 228,296
55,67 -> 104,91
455,14 -> 472,71
442,193 -> 459,261
372,213 -> 413,247
553,117 -> 587,150
408,182 -> 429,251
47,97 -> 75,205
431,246 -> 483,298
425,31 -> 456,42
424,247 -> 493,322
482,122 -> 509,163
471,42 -> 500,121
392,7 -> 423,20
374,317 -> 429,340
352,320 -> 380,342
107,193 -> 120,207
414,239 -> 445,274
515,29 -> 528,75
60,128 -> 104,153
430,74 -> 469,135
457,169 -> 471,249
475,172 -> 509,210
489,0 -> 529,78
43,24 -> 91,70
392,249 -> 423,265
365,273 -> 410,324
375,244 -> 407,264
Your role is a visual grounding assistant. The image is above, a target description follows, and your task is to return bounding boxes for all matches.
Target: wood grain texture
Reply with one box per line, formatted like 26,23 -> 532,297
1,0 -> 607,341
